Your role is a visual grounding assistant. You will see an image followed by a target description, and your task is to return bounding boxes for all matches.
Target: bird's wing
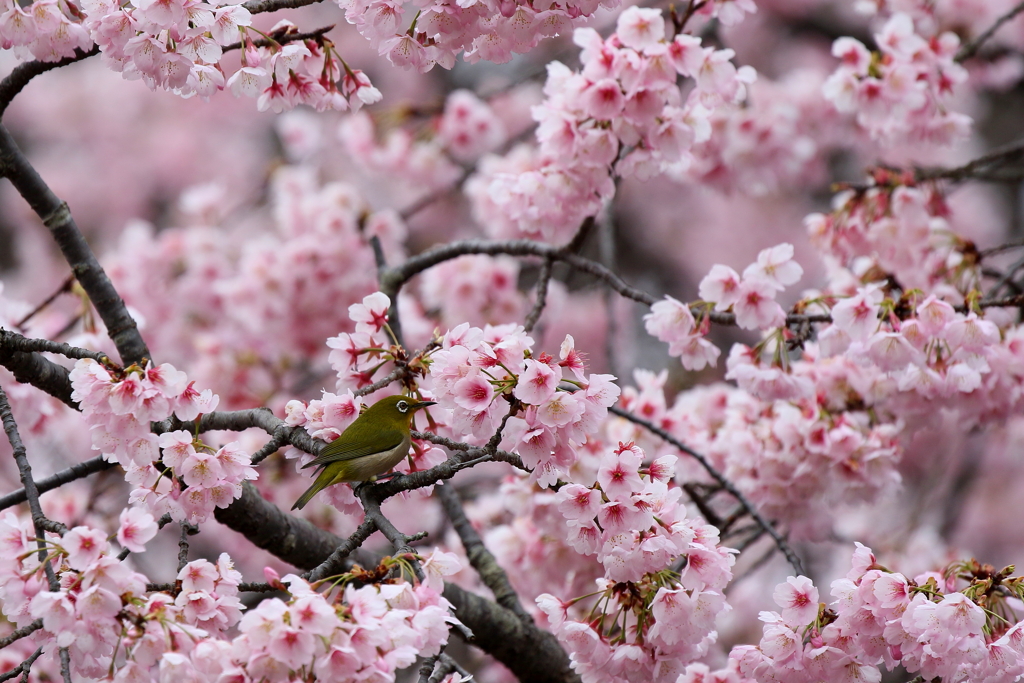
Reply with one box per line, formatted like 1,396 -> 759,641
302,425 -> 407,469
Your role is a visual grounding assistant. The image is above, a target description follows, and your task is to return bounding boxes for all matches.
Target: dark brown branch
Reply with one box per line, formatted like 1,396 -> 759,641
917,137 -> 1024,183
0,646 -> 42,683
0,344 -> 75,408
0,47 -> 100,119
610,405 -> 806,576
378,238 -> 658,310
436,483 -> 532,623
241,0 -> 322,12
221,24 -> 334,52
212,482 -> 578,683
0,456 -> 112,512
0,620 -> 41,649
0,382 -> 62,585
0,328 -> 111,363
0,124 -> 150,365
956,0 -> 1024,62
213,481 -> 363,569
305,518 -> 377,583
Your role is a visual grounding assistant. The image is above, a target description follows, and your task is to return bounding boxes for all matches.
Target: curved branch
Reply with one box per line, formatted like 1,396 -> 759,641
0,344 -> 75,407
436,483 -> 533,623
0,124 -> 150,365
0,46 -> 100,119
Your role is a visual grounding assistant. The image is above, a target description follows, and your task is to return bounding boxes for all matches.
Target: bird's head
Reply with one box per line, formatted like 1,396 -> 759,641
370,395 -> 436,425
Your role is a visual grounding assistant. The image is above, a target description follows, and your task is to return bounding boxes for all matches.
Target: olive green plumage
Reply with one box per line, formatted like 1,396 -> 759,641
291,395 -> 435,511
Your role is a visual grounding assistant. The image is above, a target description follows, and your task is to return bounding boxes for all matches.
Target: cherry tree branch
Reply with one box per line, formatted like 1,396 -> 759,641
241,0 -> 322,12
0,620 -> 42,649
212,481 -> 579,683
523,256 -> 554,334
0,382 -> 73,682
435,483 -> 533,623
0,455 -> 111,511
0,47 -> 100,119
956,0 -> 1024,62
0,328 -> 111,363
0,124 -> 150,365
610,405 -> 806,576
0,647 -> 43,683
916,137 -> 1024,183
0,343 -> 75,408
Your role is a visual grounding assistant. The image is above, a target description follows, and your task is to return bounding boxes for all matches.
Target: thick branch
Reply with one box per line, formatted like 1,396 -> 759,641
214,481 -> 355,569
213,482 -> 578,683
436,484 -> 532,623
0,124 -> 150,365
610,405 -> 806,576
0,345 -> 74,407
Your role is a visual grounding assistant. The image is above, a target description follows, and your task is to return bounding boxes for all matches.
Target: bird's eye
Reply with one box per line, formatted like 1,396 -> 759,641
397,400 -> 409,413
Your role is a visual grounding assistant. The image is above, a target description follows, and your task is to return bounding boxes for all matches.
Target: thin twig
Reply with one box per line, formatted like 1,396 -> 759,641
523,257 -> 553,334
610,405 -> 805,576
13,275 -> 74,330
0,455 -> 112,511
0,647 -> 42,683
956,0 -> 1024,62
304,518 -> 377,583
918,137 -> 1024,182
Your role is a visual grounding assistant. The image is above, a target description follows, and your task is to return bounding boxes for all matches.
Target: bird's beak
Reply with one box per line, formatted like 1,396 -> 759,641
417,401 -> 437,408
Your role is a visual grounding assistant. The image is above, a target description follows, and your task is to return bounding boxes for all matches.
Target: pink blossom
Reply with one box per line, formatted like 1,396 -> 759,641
773,575 -> 819,627
615,6 -> 664,52
743,243 -> 803,291
732,278 -> 785,330
117,507 -> 159,553
63,526 -> 109,570
515,358 -> 559,405
831,286 -> 883,341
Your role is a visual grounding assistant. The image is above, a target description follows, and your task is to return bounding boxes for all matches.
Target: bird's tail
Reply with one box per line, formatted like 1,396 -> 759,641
291,468 -> 331,511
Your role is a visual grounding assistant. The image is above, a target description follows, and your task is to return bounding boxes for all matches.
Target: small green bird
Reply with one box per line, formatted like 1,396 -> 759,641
291,395 -> 436,511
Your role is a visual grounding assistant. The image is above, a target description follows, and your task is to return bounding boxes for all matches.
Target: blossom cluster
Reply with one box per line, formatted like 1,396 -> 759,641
0,509 -> 464,681
467,7 -> 756,243
806,180 -> 966,293
537,443 -> 734,683
340,89 -> 508,197
731,545 -> 1024,683
69,357 -> 257,524
106,168 -> 398,406
612,368 -> 902,540
0,0 -> 382,112
430,323 -> 619,485
0,511 -> 242,679
823,12 -> 970,144
339,0 -> 618,72
225,566 -> 461,682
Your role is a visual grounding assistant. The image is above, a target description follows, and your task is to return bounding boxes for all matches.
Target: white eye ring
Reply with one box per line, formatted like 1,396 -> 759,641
397,400 -> 409,413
